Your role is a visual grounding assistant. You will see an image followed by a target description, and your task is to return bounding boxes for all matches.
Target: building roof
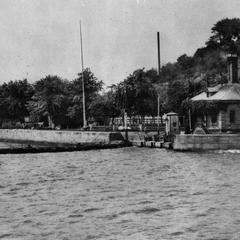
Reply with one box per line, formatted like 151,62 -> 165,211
191,83 -> 240,102
166,111 -> 178,116
207,84 -> 222,93
191,92 -> 208,101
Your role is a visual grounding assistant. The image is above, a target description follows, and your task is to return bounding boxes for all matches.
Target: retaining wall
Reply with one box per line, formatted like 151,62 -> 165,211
174,134 -> 240,151
0,129 -> 124,146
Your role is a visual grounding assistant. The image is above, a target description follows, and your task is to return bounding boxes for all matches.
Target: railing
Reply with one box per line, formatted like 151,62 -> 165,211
89,123 -> 166,132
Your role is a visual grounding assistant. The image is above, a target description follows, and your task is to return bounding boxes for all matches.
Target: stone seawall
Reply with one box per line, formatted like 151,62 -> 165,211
174,134 -> 240,151
0,129 -> 124,147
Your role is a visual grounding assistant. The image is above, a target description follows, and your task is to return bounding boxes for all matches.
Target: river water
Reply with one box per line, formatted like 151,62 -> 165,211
1,147 -> 240,240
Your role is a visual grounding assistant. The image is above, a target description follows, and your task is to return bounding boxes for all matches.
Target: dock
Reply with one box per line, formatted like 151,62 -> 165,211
131,140 -> 173,149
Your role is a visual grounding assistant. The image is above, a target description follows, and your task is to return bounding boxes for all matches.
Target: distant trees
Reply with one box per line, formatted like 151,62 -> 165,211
88,91 -> 120,125
163,18 -> 240,122
67,68 -> 103,127
0,68 -> 103,129
0,79 -> 34,124
167,79 -> 189,113
27,75 -> 69,128
206,18 -> 240,54
114,68 -> 158,117
177,54 -> 195,75
167,18 -> 240,113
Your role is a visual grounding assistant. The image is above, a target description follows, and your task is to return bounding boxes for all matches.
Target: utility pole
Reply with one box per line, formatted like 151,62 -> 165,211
79,20 -> 87,128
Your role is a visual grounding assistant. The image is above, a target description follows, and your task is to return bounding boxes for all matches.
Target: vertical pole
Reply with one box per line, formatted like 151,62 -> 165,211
124,110 -> 128,140
157,32 -> 161,135
157,94 -> 160,134
124,111 -> 127,130
219,111 -> 222,133
169,115 -> 171,137
157,32 -> 161,75
123,85 -> 128,140
80,20 -> 87,128
189,108 -> 192,133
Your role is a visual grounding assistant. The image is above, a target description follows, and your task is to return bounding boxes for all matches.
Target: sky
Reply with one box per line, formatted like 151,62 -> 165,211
0,0 -> 240,86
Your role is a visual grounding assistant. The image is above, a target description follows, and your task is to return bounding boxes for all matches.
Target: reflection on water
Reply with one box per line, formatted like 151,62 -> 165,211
1,148 -> 240,239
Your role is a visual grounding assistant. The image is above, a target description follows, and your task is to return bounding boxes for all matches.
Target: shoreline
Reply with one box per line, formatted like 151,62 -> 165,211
0,140 -> 131,154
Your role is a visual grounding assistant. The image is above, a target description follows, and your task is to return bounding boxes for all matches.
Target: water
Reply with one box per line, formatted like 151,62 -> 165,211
1,147 -> 240,240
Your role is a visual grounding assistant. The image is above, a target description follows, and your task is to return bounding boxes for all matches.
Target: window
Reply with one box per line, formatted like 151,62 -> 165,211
230,110 -> 235,124
211,114 -> 217,124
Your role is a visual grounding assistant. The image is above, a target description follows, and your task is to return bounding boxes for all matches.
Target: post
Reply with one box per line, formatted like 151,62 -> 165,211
79,20 -> 87,128
219,111 -> 222,133
124,111 -> 128,140
157,94 -> 160,134
188,108 -> 192,133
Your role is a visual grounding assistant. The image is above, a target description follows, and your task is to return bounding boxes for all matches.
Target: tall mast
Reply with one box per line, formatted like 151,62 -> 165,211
157,32 -> 161,132
79,20 -> 87,128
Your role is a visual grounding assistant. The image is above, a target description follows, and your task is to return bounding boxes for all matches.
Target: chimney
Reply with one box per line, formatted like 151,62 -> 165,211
227,54 -> 238,83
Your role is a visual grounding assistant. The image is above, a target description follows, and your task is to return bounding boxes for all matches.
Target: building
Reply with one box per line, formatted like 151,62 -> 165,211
190,54 -> 240,133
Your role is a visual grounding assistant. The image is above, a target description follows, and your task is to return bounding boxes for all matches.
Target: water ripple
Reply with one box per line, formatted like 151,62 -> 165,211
0,148 -> 240,239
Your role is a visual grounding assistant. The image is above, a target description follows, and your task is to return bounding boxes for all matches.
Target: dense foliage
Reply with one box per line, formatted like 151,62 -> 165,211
0,79 -> 34,123
27,75 -> 70,128
114,68 -> 158,117
0,69 -> 103,128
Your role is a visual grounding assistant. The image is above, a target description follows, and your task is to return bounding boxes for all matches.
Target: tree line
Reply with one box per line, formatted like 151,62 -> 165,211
0,18 -> 240,129
0,69 -> 103,128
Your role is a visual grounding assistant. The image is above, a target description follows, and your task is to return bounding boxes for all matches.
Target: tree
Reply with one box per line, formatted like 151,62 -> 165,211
206,18 -> 240,54
88,92 -> 120,125
67,68 -> 103,127
167,78 -> 189,113
27,75 -> 69,128
160,63 -> 181,83
177,54 -> 195,71
114,68 -> 157,117
0,79 -> 34,123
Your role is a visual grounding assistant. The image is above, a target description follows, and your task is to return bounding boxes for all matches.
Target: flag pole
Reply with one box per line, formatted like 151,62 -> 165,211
79,20 -> 87,128
157,32 -> 161,134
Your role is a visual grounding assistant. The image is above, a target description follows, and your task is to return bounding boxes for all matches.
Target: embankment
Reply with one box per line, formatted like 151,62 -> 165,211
0,129 -> 129,153
174,134 -> 240,151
